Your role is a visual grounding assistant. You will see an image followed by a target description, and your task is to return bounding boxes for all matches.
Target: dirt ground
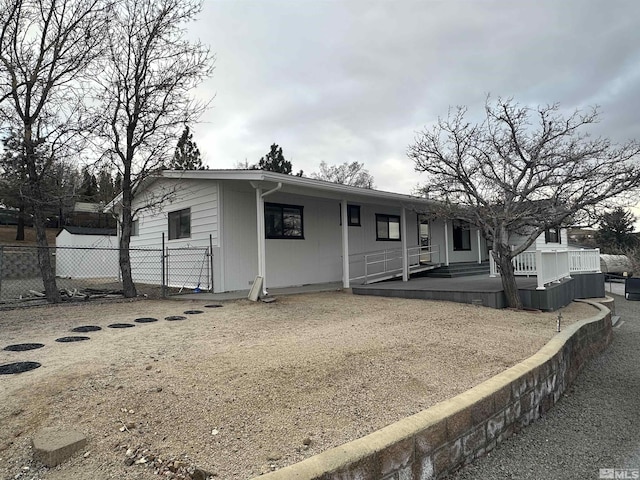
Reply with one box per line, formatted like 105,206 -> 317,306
0,292 -> 599,480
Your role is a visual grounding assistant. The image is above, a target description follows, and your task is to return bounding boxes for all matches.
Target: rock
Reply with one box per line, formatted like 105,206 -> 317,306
211,429 -> 219,436
124,457 -> 135,466
145,365 -> 153,371
83,451 -> 91,458
267,452 -> 281,461
32,428 -> 87,467
260,464 -> 271,475
156,387 -> 163,393
193,468 -> 215,480
302,437 -> 312,446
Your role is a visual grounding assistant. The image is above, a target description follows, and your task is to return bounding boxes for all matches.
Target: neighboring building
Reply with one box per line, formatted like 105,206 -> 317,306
56,226 -> 119,279
106,170 -> 491,293
66,202 -> 117,229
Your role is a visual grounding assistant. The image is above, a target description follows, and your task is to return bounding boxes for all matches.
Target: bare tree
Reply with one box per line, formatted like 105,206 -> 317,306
0,0 -> 109,302
311,161 -> 375,188
408,98 -> 640,309
97,0 -> 214,297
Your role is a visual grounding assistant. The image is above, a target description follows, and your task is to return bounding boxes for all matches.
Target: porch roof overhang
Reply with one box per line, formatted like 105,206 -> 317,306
103,169 -> 438,212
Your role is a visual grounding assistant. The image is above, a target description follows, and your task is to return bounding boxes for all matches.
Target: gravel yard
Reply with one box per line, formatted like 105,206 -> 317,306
0,292 -> 599,479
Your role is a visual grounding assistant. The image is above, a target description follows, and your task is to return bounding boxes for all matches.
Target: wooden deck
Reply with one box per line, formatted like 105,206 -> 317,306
352,273 -> 605,311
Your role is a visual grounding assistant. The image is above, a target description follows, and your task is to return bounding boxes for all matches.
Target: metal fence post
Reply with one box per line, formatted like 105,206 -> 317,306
161,233 -> 166,298
209,234 -> 214,293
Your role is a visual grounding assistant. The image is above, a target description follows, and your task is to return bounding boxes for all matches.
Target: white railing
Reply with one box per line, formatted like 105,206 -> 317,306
489,248 -> 601,290
349,245 -> 440,284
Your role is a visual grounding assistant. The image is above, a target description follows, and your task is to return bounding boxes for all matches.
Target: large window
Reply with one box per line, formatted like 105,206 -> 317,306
545,227 -> 561,244
376,214 -> 401,241
265,203 -> 304,239
168,208 -> 191,240
453,221 -> 471,251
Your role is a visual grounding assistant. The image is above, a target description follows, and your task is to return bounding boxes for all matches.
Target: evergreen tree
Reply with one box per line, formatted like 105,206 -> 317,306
79,167 -> 98,201
168,126 -> 205,170
595,207 -> 639,253
252,144 -> 303,176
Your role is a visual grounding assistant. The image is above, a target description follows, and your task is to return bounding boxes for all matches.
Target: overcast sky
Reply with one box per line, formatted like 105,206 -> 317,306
189,0 -> 640,218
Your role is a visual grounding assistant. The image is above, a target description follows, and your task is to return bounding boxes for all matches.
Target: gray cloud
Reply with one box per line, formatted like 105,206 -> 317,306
191,0 -> 640,193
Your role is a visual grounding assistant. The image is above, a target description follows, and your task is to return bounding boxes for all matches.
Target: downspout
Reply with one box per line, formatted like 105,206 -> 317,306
251,181 -> 282,296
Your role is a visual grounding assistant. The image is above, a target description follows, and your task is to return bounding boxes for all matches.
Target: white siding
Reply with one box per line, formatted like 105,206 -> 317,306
221,182 -> 259,292
129,178 -> 219,249
514,228 -> 569,252
124,178 -> 218,289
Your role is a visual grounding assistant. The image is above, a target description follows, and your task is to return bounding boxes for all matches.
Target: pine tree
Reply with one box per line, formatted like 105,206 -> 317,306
168,126 -> 205,170
253,144 -> 302,176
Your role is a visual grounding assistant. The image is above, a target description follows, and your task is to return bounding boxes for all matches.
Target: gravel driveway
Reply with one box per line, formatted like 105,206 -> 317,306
448,293 -> 640,480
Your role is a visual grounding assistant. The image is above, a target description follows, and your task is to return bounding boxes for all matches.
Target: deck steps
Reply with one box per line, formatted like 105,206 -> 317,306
420,261 -> 490,278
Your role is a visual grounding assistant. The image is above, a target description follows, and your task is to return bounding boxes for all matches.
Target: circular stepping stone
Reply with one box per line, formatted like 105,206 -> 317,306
55,336 -> 90,343
165,315 -> 187,321
71,325 -> 102,333
204,304 -> 223,308
0,361 -> 41,374
107,323 -> 135,329
183,310 -> 203,315
134,317 -> 158,323
4,343 -> 45,352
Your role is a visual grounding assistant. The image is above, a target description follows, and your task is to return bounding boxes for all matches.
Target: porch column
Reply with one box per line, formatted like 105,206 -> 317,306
255,188 -> 267,295
401,207 -> 408,282
444,220 -> 450,266
477,229 -> 482,264
341,201 -> 350,288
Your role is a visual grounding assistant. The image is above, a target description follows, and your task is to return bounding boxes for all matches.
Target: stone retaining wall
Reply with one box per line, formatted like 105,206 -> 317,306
257,300 -> 613,480
0,247 -> 54,279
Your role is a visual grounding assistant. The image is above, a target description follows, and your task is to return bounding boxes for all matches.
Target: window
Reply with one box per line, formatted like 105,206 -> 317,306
545,227 -> 561,244
453,221 -> 471,251
265,203 -> 304,239
348,205 -> 361,226
376,214 -> 401,241
168,208 -> 191,240
131,219 -> 139,236
339,204 -> 361,227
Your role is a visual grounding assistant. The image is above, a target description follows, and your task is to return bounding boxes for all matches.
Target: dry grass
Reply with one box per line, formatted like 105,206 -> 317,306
0,225 -> 58,246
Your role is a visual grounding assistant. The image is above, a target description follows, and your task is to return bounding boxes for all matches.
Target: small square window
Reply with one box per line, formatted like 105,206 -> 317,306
168,208 -> 190,240
265,203 -> 304,239
339,204 -> 361,227
376,214 -> 401,241
545,227 -> 561,244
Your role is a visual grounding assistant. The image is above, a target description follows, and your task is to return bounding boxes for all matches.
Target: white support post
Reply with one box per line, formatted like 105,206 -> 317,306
341,201 -> 350,288
536,249 -> 545,290
444,220 -> 450,266
477,229 -> 482,264
401,207 -> 408,282
255,188 -> 267,295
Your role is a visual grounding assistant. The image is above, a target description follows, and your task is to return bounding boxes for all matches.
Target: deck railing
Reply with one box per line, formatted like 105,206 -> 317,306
489,248 -> 601,290
349,245 -> 440,284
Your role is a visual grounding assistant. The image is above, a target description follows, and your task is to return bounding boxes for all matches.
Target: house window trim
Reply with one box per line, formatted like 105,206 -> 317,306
265,202 -> 305,240
545,227 -> 561,244
375,213 -> 401,241
453,220 -> 472,251
168,208 -> 191,240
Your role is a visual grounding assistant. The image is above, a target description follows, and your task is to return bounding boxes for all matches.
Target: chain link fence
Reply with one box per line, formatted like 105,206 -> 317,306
0,244 -> 212,305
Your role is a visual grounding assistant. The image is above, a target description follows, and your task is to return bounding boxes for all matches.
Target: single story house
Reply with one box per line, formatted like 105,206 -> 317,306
108,170 -> 497,294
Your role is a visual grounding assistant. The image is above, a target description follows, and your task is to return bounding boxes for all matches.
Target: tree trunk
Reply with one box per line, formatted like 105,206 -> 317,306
32,202 -> 60,303
494,249 -> 522,309
119,167 -> 136,298
24,131 -> 60,303
15,203 -> 25,241
119,220 -> 136,298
